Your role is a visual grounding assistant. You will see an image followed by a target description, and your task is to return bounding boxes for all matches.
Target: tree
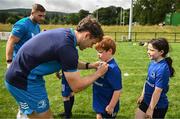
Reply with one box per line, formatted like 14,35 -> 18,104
133,0 -> 176,25
93,6 -> 118,25
78,9 -> 90,20
0,13 -> 10,23
6,15 -> 21,24
175,0 -> 180,12
65,13 -> 80,25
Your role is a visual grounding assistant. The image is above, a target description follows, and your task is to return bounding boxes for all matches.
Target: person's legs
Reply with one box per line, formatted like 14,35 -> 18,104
101,112 -> 117,119
27,109 -> 53,119
60,76 -> 74,118
69,93 -> 74,113
16,109 -> 29,119
135,101 -> 148,119
153,106 -> 168,119
5,78 -> 50,119
96,113 -> 102,119
135,108 -> 146,119
63,96 -> 72,118
60,93 -> 74,118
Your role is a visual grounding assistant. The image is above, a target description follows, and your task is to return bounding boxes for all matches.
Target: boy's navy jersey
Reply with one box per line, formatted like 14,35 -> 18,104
93,58 -> 122,113
144,59 -> 170,108
11,17 -> 40,58
6,28 -> 78,90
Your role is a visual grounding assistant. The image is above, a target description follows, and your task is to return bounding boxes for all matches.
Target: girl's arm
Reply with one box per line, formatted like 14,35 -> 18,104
137,83 -> 145,104
145,87 -> 162,118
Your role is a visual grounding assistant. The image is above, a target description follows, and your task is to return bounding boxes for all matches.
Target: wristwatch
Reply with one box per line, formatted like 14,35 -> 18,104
86,62 -> 90,69
6,59 -> 12,63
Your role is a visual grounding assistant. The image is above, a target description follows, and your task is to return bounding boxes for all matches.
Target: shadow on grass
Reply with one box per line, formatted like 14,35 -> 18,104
53,111 -> 130,119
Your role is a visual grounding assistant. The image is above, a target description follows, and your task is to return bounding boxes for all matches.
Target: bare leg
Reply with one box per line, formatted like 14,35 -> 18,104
96,114 -> 102,119
135,108 -> 146,119
27,109 -> 53,119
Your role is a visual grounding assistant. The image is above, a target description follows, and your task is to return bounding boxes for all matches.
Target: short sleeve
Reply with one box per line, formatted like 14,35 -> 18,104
155,66 -> 169,89
106,67 -> 122,90
11,23 -> 26,39
57,45 -> 78,72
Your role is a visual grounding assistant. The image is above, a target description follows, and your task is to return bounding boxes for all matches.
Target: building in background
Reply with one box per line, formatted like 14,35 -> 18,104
165,12 -> 180,26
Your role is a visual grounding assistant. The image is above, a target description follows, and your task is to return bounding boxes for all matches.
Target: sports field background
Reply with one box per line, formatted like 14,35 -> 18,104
0,25 -> 180,118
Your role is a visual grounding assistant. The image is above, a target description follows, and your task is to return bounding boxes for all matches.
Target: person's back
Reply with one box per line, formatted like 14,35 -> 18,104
5,15 -> 108,119
6,28 -> 77,90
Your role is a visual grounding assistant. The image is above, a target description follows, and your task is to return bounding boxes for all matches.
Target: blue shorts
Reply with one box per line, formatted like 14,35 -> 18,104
5,78 -> 49,115
61,77 -> 72,97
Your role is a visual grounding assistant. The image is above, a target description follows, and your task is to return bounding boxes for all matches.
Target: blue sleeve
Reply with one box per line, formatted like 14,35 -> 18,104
11,23 -> 26,39
37,24 -> 41,33
155,66 -> 169,89
57,45 -> 78,72
107,67 -> 122,90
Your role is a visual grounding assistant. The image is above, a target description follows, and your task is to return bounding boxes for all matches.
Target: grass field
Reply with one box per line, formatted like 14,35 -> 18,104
1,24 -> 180,32
0,40 -> 180,118
1,24 -> 180,43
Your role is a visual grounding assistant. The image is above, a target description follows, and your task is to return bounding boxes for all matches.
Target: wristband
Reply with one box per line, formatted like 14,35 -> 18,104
7,59 -> 12,63
86,62 -> 90,69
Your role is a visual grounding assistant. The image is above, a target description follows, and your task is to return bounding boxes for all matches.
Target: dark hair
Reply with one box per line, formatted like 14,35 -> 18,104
32,4 -> 46,12
95,36 -> 116,55
148,38 -> 175,77
76,15 -> 104,41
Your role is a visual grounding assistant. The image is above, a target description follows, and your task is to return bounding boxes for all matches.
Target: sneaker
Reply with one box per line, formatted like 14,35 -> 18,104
16,110 -> 29,119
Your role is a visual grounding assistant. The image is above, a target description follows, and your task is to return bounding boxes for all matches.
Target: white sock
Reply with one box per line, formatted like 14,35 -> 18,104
16,110 -> 29,119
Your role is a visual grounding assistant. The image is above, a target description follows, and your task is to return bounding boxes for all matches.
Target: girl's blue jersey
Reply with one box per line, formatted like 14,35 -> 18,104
144,59 -> 170,108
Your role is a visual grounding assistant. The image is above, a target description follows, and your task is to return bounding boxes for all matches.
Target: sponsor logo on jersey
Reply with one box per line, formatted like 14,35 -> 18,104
38,99 -> 47,109
19,102 -> 29,110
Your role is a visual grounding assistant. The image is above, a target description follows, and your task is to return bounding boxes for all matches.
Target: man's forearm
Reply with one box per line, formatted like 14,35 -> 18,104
6,41 -> 14,62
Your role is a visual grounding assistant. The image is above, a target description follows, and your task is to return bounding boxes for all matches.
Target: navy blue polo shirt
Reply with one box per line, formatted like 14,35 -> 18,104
93,58 -> 122,113
6,28 -> 78,90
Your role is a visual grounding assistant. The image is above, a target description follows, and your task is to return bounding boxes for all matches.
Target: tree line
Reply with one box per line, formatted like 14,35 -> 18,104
0,0 -> 179,25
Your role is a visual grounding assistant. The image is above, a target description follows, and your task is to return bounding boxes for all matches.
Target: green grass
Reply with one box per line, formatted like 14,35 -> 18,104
1,24 -> 180,33
0,41 -> 180,118
1,24 -> 180,42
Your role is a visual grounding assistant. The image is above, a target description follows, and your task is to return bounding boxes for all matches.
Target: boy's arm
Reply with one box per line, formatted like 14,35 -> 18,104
106,90 -> 121,114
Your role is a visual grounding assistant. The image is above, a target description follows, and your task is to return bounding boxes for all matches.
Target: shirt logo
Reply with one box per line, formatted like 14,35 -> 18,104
151,72 -> 156,79
62,84 -> 65,92
38,99 -> 47,109
19,102 -> 29,110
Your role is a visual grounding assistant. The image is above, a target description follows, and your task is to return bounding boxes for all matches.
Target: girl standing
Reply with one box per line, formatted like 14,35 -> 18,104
135,38 -> 175,119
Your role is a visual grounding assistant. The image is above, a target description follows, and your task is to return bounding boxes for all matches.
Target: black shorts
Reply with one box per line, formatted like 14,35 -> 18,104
139,100 -> 168,119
